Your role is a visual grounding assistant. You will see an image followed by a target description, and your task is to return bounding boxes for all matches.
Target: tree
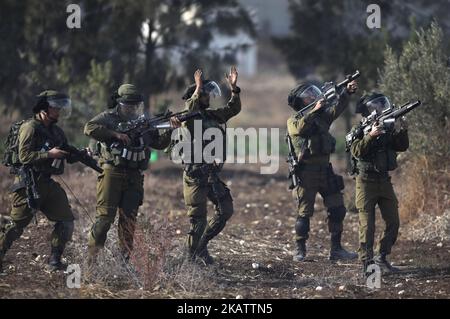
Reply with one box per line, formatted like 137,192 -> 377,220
0,0 -> 256,143
274,0 -> 450,167
379,22 -> 450,159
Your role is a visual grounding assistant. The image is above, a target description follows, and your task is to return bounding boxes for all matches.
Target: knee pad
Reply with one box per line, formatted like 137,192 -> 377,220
1,221 -> 25,251
188,216 -> 207,235
217,196 -> 234,220
295,217 -> 310,237
54,221 -> 74,242
327,206 -> 347,223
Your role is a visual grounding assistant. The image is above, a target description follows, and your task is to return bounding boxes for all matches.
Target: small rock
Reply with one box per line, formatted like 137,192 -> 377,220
267,264 -> 273,269
315,286 -> 323,291
236,295 -> 243,299
437,242 -> 443,248
175,229 -> 181,235
395,283 -> 403,288
339,285 -> 345,291
398,290 -> 405,295
239,240 -> 245,246
252,263 -> 260,269
263,203 -> 270,208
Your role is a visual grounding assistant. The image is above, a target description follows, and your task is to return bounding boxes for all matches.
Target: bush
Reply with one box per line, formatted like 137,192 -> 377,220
379,22 -> 450,158
379,22 -> 450,221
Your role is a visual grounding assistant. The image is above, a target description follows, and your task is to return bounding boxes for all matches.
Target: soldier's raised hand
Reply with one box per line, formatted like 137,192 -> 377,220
347,80 -> 358,94
225,66 -> 238,90
194,69 -> 203,89
369,123 -> 384,137
312,99 -> 325,112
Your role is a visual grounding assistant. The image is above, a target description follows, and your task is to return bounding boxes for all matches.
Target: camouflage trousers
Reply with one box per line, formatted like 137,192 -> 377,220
355,175 -> 399,262
183,170 -> 233,256
88,166 -> 144,255
0,177 -> 74,257
292,163 -> 347,241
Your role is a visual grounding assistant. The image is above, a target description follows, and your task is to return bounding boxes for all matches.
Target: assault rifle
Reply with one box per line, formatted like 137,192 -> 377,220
286,134 -> 301,190
296,70 -> 361,118
345,100 -> 422,151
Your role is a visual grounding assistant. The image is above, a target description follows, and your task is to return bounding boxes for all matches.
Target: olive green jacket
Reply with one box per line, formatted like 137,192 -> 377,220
18,115 -> 67,175
181,92 -> 241,168
350,127 -> 409,176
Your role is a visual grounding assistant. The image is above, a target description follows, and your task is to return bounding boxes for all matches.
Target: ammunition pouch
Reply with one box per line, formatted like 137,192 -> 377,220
323,165 -> 345,195
357,149 -> 397,175
110,143 -> 149,170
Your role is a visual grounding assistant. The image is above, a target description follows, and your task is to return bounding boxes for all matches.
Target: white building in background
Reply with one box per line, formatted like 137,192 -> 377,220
239,0 -> 291,36
141,0 -> 291,78
210,0 -> 291,77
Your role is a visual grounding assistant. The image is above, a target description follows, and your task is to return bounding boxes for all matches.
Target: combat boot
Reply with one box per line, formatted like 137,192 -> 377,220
196,248 -> 214,265
293,240 -> 306,262
47,247 -> 68,271
329,232 -> 358,261
374,253 -> 399,273
195,237 -> 214,265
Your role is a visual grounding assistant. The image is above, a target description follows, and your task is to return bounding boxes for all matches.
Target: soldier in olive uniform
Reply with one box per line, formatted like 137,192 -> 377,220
287,80 -> 358,262
0,91 -> 75,272
348,93 -> 409,274
84,84 -> 179,262
178,67 -> 241,265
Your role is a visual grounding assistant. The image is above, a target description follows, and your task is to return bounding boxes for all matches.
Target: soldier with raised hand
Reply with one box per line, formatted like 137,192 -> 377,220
349,93 -> 409,275
0,90 -> 75,272
179,67 -> 241,265
84,84 -> 180,264
287,79 -> 359,262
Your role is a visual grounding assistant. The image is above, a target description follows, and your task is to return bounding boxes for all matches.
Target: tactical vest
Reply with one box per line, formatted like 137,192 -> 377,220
182,110 -> 227,168
291,115 -> 336,159
355,135 -> 398,174
3,117 -> 67,175
96,111 -> 151,170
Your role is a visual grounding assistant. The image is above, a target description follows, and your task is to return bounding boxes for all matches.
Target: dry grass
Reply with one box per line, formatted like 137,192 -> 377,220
397,155 -> 450,222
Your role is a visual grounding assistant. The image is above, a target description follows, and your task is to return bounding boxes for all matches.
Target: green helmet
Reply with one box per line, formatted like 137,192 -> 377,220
33,90 -> 72,119
116,84 -> 144,120
116,84 -> 144,104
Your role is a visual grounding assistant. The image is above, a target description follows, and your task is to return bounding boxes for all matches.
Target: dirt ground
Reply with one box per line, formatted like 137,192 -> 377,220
0,161 -> 449,299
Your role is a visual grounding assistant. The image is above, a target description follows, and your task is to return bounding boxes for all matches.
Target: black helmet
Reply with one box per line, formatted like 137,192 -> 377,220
288,83 -> 322,111
356,92 -> 392,116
